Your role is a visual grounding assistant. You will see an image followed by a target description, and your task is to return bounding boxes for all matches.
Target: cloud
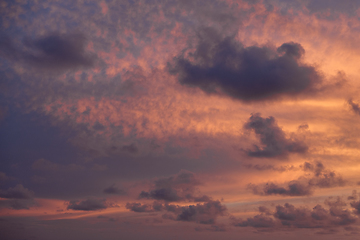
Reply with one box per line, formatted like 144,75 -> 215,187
169,27 -> 322,102
250,161 -> 345,196
348,99 -> 360,115
103,185 -> 126,195
175,200 -> 227,224
0,184 -> 34,199
126,200 -> 227,224
0,32 -> 96,71
233,201 -> 358,231
243,113 -> 308,158
67,198 -> 107,211
138,170 -> 209,202
125,202 -> 155,212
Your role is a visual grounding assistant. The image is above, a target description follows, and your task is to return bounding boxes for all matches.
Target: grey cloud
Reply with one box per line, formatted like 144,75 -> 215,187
103,185 -> 126,195
250,161 -> 345,196
243,113 -> 308,158
348,99 -> 360,115
138,170 -> 209,202
176,200 -> 227,224
126,200 -> 227,225
125,202 -> 155,212
67,198 -> 107,211
234,201 -> 358,231
169,27 -> 322,102
0,184 -> 34,199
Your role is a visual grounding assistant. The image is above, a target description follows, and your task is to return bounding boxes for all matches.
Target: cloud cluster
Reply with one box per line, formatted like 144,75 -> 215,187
169,28 -> 322,102
0,184 -> 35,210
138,170 -> 210,202
126,200 -> 227,225
67,198 -> 107,211
243,113 -> 308,158
233,200 -> 358,231
249,161 -> 345,196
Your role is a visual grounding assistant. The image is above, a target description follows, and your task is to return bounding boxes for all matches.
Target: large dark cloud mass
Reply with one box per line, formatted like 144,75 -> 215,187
243,113 -> 308,158
249,162 -> 345,196
169,28 -> 322,102
0,32 -> 96,71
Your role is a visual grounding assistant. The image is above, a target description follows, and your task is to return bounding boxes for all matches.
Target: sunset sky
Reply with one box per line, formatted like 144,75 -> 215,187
2,0 -> 360,239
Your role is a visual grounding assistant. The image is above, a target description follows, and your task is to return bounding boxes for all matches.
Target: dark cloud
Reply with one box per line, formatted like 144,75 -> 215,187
348,99 -> 360,115
250,181 -> 312,196
169,28 -> 322,102
234,201 -> 358,231
250,161 -> 345,196
243,113 -> 308,158
175,200 -> 227,224
125,202 -> 155,212
103,185 -> 126,195
242,163 -> 296,172
0,32 -> 96,71
126,200 -> 227,224
67,198 -> 107,211
0,184 -> 34,199
138,170 -> 209,202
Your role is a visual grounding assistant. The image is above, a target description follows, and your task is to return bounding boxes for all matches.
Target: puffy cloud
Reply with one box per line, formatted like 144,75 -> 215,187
138,170 -> 210,202
126,200 -> 227,224
169,28 -> 322,102
0,184 -> 34,199
67,198 -> 107,211
243,113 -> 308,158
234,201 -> 358,231
250,161 -> 345,196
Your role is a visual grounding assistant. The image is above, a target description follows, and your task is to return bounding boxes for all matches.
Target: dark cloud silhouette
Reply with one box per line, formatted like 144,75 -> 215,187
175,200 -> 227,224
126,200 -> 227,224
103,185 -> 126,195
0,32 -> 96,71
67,198 -> 107,211
250,161 -> 345,196
0,184 -> 34,199
243,163 -> 296,172
138,170 -> 210,202
243,113 -> 308,158
348,99 -> 360,115
169,28 -> 322,102
125,202 -> 155,212
251,181 -> 312,196
234,201 -> 358,231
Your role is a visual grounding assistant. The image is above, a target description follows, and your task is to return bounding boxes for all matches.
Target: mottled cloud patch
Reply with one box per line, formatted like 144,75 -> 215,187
138,170 -> 210,202
243,113 -> 308,159
249,162 -> 345,196
169,28 -> 323,102
67,198 -> 107,211
0,32 -> 96,71
233,199 -> 358,231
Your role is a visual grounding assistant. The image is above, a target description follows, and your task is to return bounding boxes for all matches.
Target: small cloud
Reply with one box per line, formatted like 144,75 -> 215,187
67,198 -> 107,211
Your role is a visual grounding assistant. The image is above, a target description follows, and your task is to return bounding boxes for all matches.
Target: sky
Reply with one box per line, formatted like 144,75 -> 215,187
1,0 -> 360,239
